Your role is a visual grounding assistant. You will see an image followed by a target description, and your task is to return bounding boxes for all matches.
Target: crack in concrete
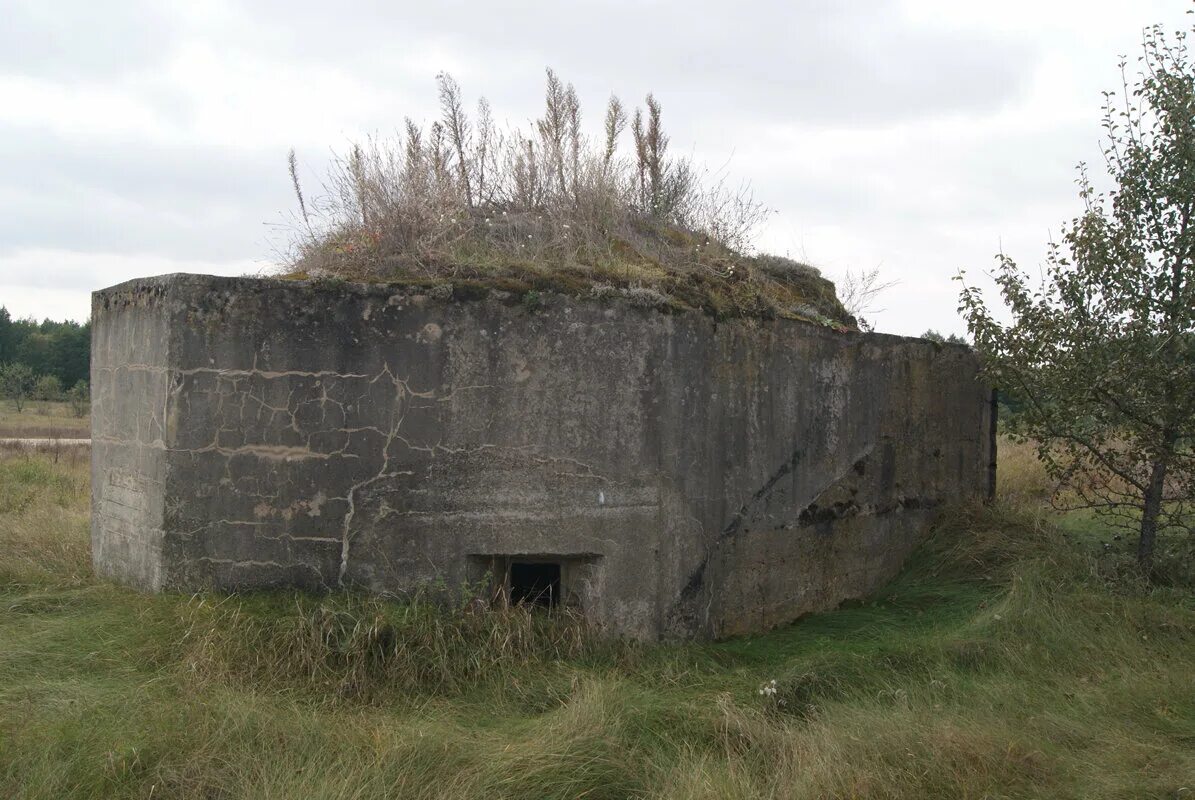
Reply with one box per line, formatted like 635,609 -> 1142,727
336,364 -> 433,586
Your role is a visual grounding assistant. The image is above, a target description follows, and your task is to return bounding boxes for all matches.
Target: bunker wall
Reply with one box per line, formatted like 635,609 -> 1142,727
91,281 -> 174,590
91,274 -> 993,639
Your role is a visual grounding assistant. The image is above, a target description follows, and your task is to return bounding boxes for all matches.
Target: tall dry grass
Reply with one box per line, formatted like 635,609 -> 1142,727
0,449 -> 90,586
2,442 -> 1195,798
0,399 -> 90,439
283,70 -> 852,325
177,592 -> 612,700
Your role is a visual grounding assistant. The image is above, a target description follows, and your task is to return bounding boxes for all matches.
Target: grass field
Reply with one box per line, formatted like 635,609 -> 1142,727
0,401 -> 89,439
1,441 -> 1193,799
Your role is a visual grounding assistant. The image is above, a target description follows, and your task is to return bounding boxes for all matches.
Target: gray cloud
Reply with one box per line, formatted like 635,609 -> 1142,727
0,0 -> 1188,337
0,129 -> 293,261
0,0 -> 179,81
233,0 -> 1034,126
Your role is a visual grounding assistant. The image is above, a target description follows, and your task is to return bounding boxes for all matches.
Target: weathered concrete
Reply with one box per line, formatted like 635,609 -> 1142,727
92,273 -> 994,639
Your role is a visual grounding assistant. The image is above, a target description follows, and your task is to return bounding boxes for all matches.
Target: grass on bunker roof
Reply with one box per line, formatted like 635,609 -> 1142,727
2,440 -> 1195,799
281,214 -> 856,329
278,70 -> 855,329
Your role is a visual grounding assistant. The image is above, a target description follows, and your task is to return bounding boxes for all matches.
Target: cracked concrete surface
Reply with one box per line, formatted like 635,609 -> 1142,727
92,273 -> 994,639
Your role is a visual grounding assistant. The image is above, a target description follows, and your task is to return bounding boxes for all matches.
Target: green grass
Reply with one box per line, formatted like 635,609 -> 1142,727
0,400 -> 89,439
1,442 -> 1194,798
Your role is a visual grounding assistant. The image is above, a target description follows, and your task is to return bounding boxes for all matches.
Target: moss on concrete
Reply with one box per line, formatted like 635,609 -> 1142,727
282,220 -> 855,329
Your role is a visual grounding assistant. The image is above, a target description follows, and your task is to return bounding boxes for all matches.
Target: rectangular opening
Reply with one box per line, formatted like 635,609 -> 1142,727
509,561 -> 560,607
467,553 -> 600,612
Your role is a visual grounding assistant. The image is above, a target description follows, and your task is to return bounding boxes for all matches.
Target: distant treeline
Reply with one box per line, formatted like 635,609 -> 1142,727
0,307 -> 90,388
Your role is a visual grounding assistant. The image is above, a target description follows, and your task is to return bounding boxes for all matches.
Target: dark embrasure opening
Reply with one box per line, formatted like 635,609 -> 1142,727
509,561 -> 561,607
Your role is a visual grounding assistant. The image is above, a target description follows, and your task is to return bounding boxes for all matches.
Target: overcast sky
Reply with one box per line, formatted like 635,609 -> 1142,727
1,0 -> 1190,336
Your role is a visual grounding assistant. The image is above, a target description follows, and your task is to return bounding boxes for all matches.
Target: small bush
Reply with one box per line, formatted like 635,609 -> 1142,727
67,380 -> 89,418
33,375 -> 61,402
0,362 -> 34,412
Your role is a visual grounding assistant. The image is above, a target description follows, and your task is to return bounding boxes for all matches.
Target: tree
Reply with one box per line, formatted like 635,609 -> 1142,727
0,363 -> 36,412
0,307 -> 12,364
68,380 -> 89,418
959,22 -> 1195,571
45,321 -> 89,387
922,329 -> 969,345
0,308 -> 90,387
34,374 -> 62,402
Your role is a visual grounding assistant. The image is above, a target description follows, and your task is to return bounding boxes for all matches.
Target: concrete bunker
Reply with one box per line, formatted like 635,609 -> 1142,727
91,273 -> 994,640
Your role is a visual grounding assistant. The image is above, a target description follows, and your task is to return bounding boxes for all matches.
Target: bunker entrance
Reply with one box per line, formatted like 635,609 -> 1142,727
509,561 -> 560,607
